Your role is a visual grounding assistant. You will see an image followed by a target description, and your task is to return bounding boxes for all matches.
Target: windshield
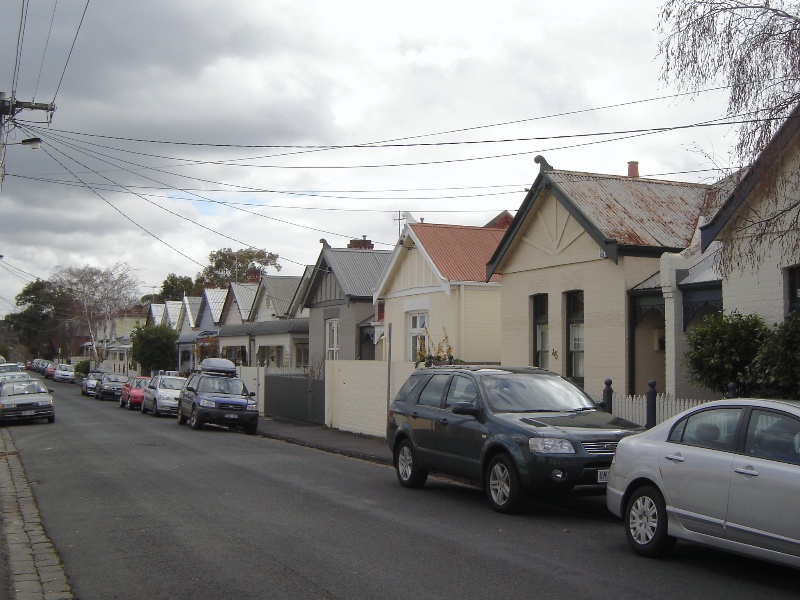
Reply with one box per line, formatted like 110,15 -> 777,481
0,364 -> 22,373
160,377 -> 186,390
132,379 -> 150,389
107,374 -> 128,383
1,380 -> 47,396
197,377 -> 248,395
482,374 -> 595,413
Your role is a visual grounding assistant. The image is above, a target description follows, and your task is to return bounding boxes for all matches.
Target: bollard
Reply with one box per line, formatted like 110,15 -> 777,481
646,380 -> 657,429
602,379 -> 613,413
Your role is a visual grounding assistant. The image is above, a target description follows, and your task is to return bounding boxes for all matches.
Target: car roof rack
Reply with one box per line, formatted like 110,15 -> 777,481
197,358 -> 237,376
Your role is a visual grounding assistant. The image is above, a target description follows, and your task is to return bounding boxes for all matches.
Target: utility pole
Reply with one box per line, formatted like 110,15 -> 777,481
0,92 -> 54,186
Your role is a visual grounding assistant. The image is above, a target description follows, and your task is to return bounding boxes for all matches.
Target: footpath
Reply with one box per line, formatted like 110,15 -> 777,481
0,417 -> 392,599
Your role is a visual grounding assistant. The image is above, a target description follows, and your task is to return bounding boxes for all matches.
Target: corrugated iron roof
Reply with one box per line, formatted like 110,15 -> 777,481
548,171 -> 710,248
183,296 -> 202,328
323,248 -> 392,298
163,301 -> 183,329
204,288 -> 228,324
149,303 -> 165,325
229,282 -> 258,321
263,275 -> 303,317
409,223 -> 505,283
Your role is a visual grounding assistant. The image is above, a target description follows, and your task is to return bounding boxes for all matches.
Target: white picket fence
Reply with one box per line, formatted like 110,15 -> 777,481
611,392 -> 716,426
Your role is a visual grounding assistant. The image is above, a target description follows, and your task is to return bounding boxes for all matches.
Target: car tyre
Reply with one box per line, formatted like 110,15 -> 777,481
119,397 -> 126,408
46,415 -> 55,423
141,400 -> 149,414
152,400 -> 159,417
485,454 -> 523,514
394,439 -> 428,488
625,485 -> 676,558
177,403 -> 188,425
128,400 -> 136,411
189,405 -> 202,430
243,422 -> 257,435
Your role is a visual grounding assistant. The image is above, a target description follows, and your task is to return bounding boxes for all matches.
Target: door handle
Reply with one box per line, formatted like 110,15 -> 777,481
665,454 -> 684,462
734,467 -> 759,476
439,418 -> 449,425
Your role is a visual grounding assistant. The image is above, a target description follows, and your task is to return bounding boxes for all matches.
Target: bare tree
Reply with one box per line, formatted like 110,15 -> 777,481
51,263 -> 140,360
658,1 -> 800,273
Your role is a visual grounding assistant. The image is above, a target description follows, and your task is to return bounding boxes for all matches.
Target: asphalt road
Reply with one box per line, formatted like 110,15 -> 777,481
5,377 -> 799,599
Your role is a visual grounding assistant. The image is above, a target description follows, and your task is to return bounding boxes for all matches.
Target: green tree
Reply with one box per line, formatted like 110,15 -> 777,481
197,247 -> 280,288
4,279 -> 77,358
683,311 -> 769,395
748,312 -> 800,399
130,324 -> 179,375
159,273 -> 196,301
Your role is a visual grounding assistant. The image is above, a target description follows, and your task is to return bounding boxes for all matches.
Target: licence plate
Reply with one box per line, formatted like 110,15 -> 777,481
21,410 -> 35,416
225,413 -> 238,419
597,469 -> 609,483
115,391 -> 121,395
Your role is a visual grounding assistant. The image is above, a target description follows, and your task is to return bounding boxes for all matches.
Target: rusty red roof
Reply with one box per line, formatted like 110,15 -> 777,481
409,223 -> 505,283
547,170 -> 710,247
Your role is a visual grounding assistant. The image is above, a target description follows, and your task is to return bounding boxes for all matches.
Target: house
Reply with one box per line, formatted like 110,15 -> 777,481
700,101 -> 800,323
217,270 -> 310,368
373,216 -> 507,364
192,286 -> 228,362
302,238 -> 391,367
486,156 -> 710,397
177,295 -> 202,373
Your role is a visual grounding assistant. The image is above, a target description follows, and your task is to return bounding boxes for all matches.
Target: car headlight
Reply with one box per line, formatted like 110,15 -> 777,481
199,399 -> 216,408
529,438 -> 575,454
246,403 -> 258,411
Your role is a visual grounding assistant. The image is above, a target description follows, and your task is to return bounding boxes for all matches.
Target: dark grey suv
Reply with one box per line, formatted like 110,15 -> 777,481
386,366 -> 642,513
177,358 -> 259,435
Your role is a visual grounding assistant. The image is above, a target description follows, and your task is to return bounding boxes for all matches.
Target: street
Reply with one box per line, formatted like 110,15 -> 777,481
2,378 -> 798,599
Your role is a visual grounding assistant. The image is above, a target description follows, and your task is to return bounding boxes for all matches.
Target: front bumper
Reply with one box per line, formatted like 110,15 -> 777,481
98,388 -> 123,400
519,452 -> 614,494
195,405 -> 259,427
0,406 -> 54,422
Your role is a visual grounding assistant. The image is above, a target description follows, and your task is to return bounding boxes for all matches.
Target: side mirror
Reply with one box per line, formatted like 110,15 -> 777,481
186,386 -> 195,393
249,391 -> 256,397
48,389 -> 55,393
451,402 -> 480,417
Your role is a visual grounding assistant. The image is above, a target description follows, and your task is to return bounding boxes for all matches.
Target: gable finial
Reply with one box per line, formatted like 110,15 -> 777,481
534,155 -> 553,172
319,238 -> 331,248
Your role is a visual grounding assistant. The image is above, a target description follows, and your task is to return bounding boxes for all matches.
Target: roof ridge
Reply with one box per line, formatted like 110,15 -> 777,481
549,169 -> 711,188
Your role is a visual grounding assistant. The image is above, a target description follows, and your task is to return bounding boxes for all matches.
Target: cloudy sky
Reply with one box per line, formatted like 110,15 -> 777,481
0,0 -> 736,316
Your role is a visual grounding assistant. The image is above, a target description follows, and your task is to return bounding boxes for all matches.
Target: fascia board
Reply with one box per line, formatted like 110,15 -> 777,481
373,239 -> 406,304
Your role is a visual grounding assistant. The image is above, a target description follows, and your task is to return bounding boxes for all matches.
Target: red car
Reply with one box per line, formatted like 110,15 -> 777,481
44,363 -> 57,379
119,376 -> 152,410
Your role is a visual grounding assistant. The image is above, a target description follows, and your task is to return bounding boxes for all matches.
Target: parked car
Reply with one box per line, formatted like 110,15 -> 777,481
52,364 -> 75,383
386,366 -> 643,513
120,376 -> 152,410
94,373 -> 128,400
177,358 -> 258,434
0,378 -> 55,424
43,363 -> 57,379
607,398 -> 800,569
81,372 -> 103,396
0,363 -> 22,375
141,375 -> 186,416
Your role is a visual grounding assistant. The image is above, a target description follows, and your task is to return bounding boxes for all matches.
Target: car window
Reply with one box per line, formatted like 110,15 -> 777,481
395,375 -> 426,402
744,409 -> 800,464
133,379 -> 149,389
445,375 -> 479,408
160,377 -> 186,390
418,374 -> 450,408
108,374 -> 128,383
668,408 -> 742,451
1,380 -> 47,396
482,374 -> 594,413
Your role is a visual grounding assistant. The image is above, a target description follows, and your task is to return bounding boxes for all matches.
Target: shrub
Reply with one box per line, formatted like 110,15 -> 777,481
684,311 -> 769,395
74,360 -> 91,376
748,312 -> 800,400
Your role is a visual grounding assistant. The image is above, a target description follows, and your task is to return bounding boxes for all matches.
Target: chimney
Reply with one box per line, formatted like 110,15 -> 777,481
347,235 -> 374,250
204,281 -> 215,289
246,267 -> 261,283
627,161 -> 639,178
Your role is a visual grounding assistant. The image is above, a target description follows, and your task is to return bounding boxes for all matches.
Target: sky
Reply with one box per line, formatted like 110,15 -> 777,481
0,0 -> 737,317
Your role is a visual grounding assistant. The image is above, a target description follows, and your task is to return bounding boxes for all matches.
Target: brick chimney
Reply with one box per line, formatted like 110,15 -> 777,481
204,281 -> 215,289
347,235 -> 374,250
246,267 -> 261,283
627,161 -> 640,178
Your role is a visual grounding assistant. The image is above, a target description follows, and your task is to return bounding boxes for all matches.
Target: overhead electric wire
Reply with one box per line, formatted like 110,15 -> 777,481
32,0 -> 60,103
51,0 -> 90,104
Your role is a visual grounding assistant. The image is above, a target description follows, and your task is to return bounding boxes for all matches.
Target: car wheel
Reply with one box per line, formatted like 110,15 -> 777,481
141,400 -> 148,414
177,402 -> 188,425
46,415 -> 55,423
485,454 -> 523,514
243,422 -> 257,435
625,485 -> 676,558
119,397 -> 126,408
152,400 -> 159,417
189,405 -> 202,430
394,439 -> 428,488
128,399 -> 136,411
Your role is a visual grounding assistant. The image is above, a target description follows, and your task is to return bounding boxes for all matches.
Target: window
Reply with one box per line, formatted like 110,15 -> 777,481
668,408 -> 743,452
566,291 -> 584,387
532,294 -> 549,368
295,343 -> 309,369
417,374 -> 449,407
445,375 -> 479,408
409,312 -> 429,361
745,409 -> 800,464
325,319 -> 339,360
789,266 -> 800,313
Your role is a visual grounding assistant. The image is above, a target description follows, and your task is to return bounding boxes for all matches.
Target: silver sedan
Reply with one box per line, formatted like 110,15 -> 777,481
607,398 -> 800,569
